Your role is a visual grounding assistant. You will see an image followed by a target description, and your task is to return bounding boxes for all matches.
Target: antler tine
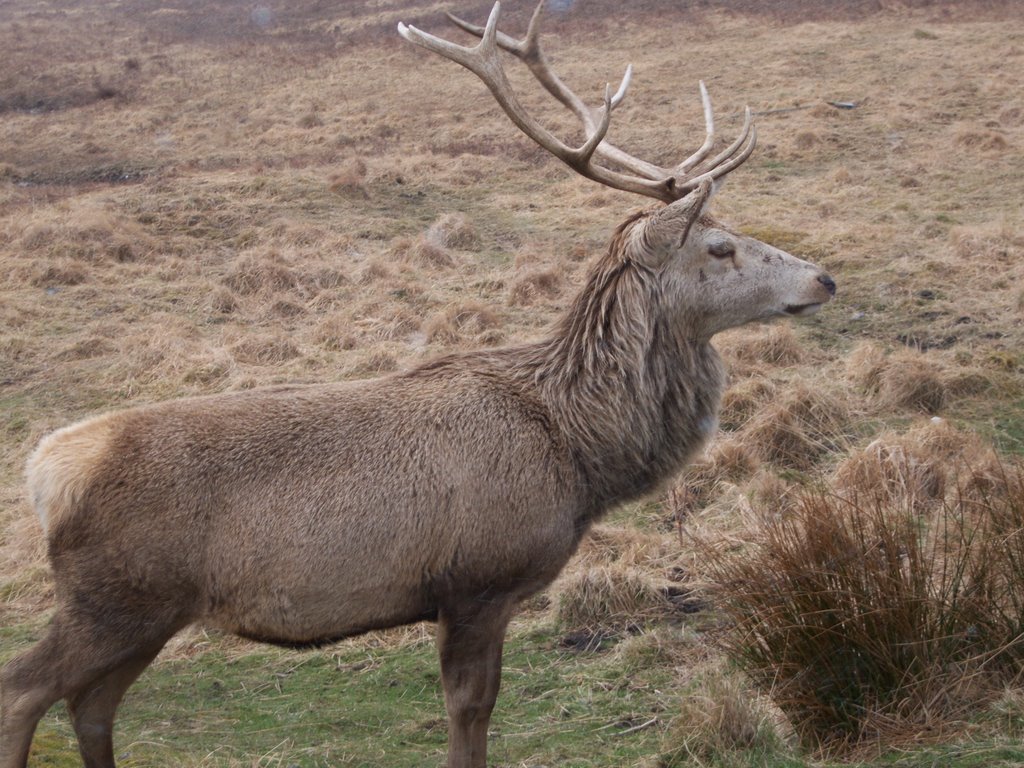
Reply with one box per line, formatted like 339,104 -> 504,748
693,106 -> 753,176
446,6 -> 530,56
610,64 -> 632,109
447,1 -> 596,128
447,1 -> 668,181
580,84 -> 615,164
671,120 -> 758,196
399,2 -> 676,203
676,81 -> 715,173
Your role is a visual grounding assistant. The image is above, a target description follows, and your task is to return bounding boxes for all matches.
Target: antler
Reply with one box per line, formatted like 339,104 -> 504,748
398,1 -> 756,204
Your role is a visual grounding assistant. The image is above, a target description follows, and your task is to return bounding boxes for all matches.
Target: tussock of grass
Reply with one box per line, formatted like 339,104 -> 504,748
659,666 -> 788,767
554,564 -> 672,633
952,127 -> 1010,152
673,438 -> 760,510
846,341 -> 888,394
230,335 -> 302,366
983,688 -> 1024,740
607,625 -> 702,674
222,252 -> 299,296
205,286 -> 239,315
572,525 -> 677,571
392,233 -> 455,268
328,157 -> 369,197
878,353 -> 948,414
744,469 -> 804,516
848,344 -> 953,414
722,325 -> 805,372
358,350 -> 398,375
508,266 -> 565,307
740,384 -> 851,470
832,419 -> 1004,511
27,260 -> 89,287
719,377 -> 778,431
423,301 -> 501,346
552,524 -> 692,634
833,432 -> 947,509
357,257 -> 395,284
425,212 -> 478,250
949,222 -> 1023,261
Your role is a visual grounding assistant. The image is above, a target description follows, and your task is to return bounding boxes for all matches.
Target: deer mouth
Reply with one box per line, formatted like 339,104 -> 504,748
783,303 -> 823,317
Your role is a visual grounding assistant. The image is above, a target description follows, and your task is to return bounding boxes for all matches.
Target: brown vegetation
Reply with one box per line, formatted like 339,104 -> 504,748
701,460 -> 1024,753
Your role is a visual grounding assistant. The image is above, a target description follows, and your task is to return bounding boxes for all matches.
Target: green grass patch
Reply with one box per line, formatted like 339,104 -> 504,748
11,626 -> 677,767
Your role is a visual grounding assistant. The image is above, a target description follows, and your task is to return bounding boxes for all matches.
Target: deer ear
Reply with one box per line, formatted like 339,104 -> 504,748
637,179 -> 716,265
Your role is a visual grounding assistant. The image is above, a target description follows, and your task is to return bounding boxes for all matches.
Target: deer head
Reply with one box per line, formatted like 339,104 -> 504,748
621,181 -> 837,339
398,1 -> 835,342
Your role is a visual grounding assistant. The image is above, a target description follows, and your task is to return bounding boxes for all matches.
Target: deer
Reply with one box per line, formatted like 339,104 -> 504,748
0,3 -> 835,767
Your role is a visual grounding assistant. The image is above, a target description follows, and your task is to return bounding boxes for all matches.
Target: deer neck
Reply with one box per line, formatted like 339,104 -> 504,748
525,253 -> 725,507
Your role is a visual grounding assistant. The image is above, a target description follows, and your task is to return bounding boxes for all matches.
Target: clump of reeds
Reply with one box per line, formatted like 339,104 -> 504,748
701,458 -> 1024,753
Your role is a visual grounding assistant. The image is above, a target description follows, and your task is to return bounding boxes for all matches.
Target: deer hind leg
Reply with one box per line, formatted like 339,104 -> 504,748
437,597 -> 516,768
0,606 -> 178,768
66,646 -> 165,768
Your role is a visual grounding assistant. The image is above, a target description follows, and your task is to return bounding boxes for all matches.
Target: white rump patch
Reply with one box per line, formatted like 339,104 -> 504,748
26,414 -> 117,534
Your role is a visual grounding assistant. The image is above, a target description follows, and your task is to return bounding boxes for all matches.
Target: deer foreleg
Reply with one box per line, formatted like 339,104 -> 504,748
437,597 -> 515,768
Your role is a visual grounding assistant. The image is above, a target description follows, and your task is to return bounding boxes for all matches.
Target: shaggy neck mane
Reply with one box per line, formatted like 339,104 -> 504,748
512,212 -> 725,507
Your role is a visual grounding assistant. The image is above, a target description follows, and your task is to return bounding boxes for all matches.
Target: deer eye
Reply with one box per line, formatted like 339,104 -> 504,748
708,240 -> 736,259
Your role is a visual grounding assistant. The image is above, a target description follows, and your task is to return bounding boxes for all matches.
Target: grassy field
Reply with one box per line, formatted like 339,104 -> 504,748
2,0 -> 1023,765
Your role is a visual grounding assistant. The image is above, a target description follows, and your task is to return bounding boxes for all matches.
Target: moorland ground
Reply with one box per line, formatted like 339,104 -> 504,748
1,0 -> 1023,766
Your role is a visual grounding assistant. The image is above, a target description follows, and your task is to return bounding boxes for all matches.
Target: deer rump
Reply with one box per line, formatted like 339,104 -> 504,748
30,369 -> 578,648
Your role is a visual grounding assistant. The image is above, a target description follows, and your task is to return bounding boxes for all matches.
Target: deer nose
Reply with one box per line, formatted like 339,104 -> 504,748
817,273 -> 837,296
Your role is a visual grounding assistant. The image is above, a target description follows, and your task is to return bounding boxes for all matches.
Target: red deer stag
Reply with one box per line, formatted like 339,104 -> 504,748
0,2 -> 835,767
